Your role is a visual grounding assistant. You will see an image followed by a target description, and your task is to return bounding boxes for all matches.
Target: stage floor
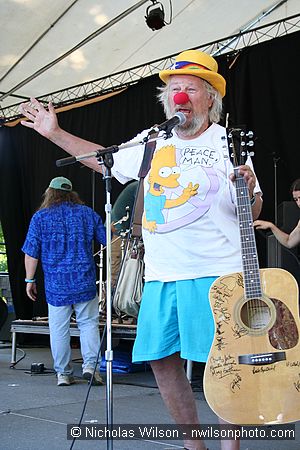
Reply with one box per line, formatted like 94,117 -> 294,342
1,341 -> 299,450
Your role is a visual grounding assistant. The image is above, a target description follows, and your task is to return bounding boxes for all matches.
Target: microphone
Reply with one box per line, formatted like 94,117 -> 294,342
56,156 -> 77,167
153,112 -> 186,133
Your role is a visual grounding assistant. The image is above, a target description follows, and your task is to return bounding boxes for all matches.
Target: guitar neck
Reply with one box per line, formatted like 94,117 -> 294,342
234,169 -> 262,299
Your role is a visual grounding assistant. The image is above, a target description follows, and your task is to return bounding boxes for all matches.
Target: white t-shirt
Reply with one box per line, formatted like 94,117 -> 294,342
112,123 -> 261,282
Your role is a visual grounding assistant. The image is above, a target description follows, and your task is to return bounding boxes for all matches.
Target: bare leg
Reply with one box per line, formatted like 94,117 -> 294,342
218,417 -> 240,450
150,352 -> 206,450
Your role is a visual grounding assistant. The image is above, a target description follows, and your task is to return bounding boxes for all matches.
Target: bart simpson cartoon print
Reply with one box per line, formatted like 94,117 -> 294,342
142,141 -> 220,234
143,145 -> 199,233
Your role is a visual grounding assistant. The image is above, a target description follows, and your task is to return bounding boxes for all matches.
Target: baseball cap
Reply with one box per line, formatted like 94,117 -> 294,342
48,176 -> 72,191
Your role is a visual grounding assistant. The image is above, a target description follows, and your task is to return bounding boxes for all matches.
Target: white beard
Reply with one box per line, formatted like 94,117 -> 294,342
176,114 -> 207,137
164,102 -> 207,138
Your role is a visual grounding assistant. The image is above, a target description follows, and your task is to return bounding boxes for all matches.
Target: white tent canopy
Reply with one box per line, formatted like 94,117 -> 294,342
1,0 -> 299,119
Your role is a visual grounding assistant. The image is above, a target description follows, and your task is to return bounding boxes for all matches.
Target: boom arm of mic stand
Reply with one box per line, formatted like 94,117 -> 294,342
55,133 -> 165,167
56,145 -> 120,167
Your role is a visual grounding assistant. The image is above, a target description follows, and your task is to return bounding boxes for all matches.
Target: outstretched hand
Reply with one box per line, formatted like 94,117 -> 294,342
19,98 -> 59,138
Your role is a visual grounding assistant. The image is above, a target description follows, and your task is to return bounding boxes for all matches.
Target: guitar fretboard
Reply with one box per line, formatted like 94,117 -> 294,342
234,168 -> 262,299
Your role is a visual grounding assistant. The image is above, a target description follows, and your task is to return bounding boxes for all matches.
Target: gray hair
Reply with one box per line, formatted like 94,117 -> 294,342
157,79 -> 223,124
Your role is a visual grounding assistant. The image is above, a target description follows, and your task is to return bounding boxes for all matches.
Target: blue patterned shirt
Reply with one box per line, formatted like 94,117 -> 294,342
22,202 -> 106,306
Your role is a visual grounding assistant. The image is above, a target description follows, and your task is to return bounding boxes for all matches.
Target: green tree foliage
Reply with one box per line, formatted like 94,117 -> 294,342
0,223 -> 8,272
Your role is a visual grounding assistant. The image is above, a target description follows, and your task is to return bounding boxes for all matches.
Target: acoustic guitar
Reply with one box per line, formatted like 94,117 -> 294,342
203,128 -> 300,425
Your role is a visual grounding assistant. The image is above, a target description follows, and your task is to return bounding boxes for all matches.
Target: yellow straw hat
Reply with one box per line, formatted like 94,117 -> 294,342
159,50 -> 226,97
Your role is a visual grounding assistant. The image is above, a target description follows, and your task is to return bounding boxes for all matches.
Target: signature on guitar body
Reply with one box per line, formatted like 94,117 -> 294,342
203,127 -> 300,425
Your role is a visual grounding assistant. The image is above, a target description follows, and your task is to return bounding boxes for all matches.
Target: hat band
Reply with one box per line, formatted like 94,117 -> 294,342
169,60 -> 211,72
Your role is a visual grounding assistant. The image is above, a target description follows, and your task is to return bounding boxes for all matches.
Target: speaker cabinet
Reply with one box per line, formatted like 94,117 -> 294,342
266,201 -> 300,291
267,236 -> 300,300
278,201 -> 300,234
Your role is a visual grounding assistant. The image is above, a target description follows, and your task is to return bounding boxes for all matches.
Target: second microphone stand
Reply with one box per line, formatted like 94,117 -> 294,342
97,151 -> 114,450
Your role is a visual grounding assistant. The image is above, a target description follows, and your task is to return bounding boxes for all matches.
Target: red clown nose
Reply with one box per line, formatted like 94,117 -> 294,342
173,92 -> 189,105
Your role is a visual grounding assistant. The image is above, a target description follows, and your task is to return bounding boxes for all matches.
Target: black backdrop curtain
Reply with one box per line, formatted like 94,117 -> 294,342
1,31 -> 299,319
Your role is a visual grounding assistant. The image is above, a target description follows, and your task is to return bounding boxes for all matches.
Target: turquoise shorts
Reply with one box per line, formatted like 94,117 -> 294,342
132,277 -> 217,363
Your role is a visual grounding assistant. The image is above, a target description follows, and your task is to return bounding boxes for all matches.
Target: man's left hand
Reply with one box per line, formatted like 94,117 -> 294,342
230,165 -> 256,198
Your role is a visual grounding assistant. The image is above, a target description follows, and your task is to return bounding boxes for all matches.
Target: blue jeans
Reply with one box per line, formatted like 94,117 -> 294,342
48,295 -> 100,375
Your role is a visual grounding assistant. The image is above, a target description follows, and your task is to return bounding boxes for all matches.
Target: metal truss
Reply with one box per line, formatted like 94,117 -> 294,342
1,13 -> 300,124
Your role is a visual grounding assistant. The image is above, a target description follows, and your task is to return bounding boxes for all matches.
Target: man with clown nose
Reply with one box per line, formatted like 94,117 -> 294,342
20,49 -> 262,450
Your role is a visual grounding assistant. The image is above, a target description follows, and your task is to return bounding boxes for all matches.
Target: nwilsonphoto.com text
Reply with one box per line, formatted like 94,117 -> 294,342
67,424 -> 295,441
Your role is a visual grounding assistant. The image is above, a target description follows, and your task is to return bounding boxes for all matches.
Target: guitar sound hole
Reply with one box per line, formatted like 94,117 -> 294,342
240,299 -> 272,331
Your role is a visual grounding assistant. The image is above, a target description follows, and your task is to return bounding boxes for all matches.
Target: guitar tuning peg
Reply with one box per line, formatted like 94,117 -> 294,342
247,131 -> 254,138
247,141 -> 254,147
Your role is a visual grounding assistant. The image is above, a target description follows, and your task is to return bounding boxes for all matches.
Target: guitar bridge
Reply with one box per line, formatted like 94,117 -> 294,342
238,351 -> 286,366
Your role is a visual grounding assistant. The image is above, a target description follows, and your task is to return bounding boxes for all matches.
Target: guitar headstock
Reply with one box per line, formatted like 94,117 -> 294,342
226,127 -> 255,168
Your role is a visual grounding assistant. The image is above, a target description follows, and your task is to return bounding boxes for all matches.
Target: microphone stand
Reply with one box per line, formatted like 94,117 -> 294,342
97,151 -> 114,450
55,129 -> 171,450
272,153 -> 281,267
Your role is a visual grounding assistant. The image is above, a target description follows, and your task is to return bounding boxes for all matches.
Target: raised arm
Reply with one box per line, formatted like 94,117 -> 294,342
254,219 -> 300,249
20,98 -> 104,172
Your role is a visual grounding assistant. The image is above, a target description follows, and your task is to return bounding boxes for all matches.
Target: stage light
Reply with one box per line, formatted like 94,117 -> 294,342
145,1 -> 165,31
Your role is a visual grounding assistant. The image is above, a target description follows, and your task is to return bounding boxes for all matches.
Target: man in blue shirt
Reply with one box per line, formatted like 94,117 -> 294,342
22,176 -> 106,386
